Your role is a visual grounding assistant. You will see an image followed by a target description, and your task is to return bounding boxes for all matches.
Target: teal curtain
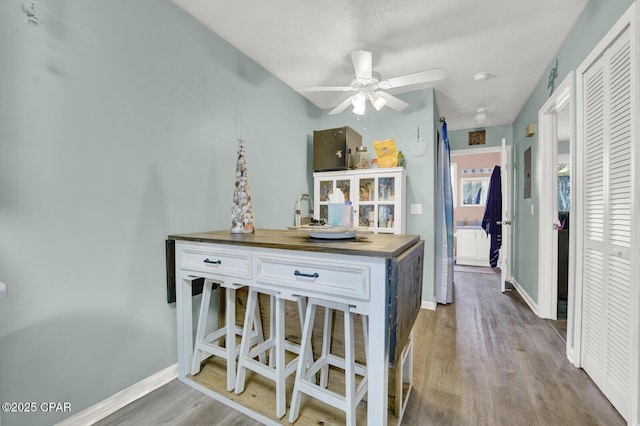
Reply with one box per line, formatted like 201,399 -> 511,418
435,121 -> 454,303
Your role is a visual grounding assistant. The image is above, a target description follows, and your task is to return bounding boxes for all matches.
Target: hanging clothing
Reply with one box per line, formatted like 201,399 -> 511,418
434,121 -> 454,304
481,166 -> 502,267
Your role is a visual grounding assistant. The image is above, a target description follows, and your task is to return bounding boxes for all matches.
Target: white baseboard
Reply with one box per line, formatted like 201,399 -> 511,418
421,300 -> 436,311
56,364 -> 178,426
510,277 -> 539,316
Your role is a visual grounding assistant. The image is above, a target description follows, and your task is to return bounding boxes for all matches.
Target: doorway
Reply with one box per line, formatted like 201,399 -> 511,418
450,144 -> 512,288
537,72 -> 574,326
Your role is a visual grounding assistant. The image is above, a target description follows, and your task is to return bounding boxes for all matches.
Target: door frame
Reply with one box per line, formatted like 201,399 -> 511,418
500,138 -> 513,292
450,144 -> 512,286
537,72 -> 574,322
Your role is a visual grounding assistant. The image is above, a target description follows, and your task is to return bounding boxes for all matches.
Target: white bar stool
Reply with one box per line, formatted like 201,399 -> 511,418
234,287 -> 306,419
190,278 -> 265,392
289,297 -> 368,426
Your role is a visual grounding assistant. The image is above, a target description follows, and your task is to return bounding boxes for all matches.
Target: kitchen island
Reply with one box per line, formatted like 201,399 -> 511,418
168,229 -> 424,425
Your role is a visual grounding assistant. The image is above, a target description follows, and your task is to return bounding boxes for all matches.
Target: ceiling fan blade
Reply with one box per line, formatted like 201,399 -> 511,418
382,68 -> 446,89
297,86 -> 354,92
329,95 -> 356,115
351,50 -> 372,80
378,92 -> 409,111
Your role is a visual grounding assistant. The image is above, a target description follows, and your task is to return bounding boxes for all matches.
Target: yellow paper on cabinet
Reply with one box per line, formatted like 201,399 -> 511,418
373,139 -> 398,168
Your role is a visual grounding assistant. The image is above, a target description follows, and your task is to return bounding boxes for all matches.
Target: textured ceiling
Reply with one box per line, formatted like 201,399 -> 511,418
172,0 -> 588,130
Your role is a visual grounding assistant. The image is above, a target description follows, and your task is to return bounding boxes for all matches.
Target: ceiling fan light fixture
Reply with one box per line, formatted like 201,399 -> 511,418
370,92 -> 387,111
474,108 -> 487,124
352,92 -> 366,107
351,91 -> 367,115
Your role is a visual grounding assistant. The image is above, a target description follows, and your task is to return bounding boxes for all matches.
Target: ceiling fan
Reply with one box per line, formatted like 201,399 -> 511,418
298,50 -> 445,115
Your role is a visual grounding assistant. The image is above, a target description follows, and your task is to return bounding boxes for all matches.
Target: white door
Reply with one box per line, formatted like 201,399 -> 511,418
500,138 -> 512,293
580,24 -> 633,420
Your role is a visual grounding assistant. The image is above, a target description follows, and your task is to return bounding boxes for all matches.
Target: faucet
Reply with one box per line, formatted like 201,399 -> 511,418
295,194 -> 314,227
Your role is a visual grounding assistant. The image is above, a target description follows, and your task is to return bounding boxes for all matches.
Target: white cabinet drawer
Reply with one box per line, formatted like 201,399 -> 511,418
255,255 -> 370,300
180,245 -> 252,279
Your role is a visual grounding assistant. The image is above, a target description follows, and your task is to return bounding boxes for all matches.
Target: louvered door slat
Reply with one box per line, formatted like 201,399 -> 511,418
584,59 -> 606,243
607,35 -> 632,249
582,247 -> 605,386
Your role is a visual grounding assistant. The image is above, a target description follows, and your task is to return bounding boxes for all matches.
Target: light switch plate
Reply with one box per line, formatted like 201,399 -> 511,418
0,282 -> 7,299
411,203 -> 423,214
531,204 -> 535,215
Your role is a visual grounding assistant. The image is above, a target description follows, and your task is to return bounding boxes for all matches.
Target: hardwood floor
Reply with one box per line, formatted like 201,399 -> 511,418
95,270 -> 624,426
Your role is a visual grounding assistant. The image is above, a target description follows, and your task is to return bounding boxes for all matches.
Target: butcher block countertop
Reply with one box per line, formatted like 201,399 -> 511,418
169,228 -> 420,259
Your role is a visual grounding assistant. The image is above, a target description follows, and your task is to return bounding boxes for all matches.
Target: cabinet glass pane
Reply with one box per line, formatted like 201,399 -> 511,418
319,181 -> 333,202
359,205 -> 375,227
359,178 -> 375,202
378,177 -> 395,201
319,205 -> 328,221
336,180 -> 351,202
378,205 -> 395,229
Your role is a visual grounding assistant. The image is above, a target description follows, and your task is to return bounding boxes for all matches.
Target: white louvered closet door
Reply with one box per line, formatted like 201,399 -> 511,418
581,25 -> 633,420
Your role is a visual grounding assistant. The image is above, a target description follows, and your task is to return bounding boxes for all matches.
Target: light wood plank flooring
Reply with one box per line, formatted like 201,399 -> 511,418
95,269 -> 624,426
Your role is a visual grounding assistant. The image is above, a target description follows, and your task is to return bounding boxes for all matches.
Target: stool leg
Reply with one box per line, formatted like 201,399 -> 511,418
297,297 -> 316,384
191,280 -> 214,375
274,296 -> 286,419
361,314 -> 369,365
234,289 -> 258,395
344,310 -> 356,426
289,301 -> 316,424
268,295 -> 276,368
225,287 -> 237,391
296,297 -> 307,331
252,295 -> 267,364
320,307 -> 333,388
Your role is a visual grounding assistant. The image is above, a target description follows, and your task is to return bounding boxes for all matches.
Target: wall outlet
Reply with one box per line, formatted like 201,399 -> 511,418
531,204 -> 535,215
0,282 -> 7,299
410,203 -> 423,214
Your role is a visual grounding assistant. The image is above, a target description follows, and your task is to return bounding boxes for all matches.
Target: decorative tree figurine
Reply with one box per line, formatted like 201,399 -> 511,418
230,138 -> 255,234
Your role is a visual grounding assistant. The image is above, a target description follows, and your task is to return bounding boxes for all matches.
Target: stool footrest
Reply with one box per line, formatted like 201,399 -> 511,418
303,357 -> 367,382
325,354 -> 367,377
283,340 -> 302,355
295,378 -> 367,413
238,356 -> 299,382
247,339 -> 274,360
202,326 -> 232,344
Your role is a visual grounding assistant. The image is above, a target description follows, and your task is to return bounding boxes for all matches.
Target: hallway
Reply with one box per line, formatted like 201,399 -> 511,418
404,268 -> 624,425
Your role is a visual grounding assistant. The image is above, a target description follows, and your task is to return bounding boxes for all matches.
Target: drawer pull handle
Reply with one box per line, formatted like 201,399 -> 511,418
294,270 -> 319,279
203,258 -> 222,265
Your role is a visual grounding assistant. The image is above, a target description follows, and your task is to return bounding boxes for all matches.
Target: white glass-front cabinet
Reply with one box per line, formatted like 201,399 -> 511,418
313,167 -> 406,234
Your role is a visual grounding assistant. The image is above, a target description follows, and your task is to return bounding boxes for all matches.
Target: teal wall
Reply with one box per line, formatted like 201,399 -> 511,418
510,0 -> 634,312
320,89 -> 439,305
0,1 -> 317,425
448,124 -> 513,151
